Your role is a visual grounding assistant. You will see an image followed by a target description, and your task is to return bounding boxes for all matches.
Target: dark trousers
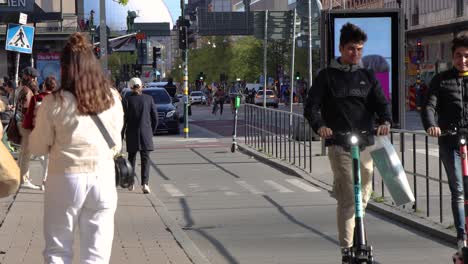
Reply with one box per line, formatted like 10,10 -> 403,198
212,101 -> 224,115
439,137 -> 466,240
128,150 -> 150,185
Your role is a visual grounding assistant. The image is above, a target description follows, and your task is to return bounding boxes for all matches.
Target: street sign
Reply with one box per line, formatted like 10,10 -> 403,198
19,13 -> 27,24
5,23 -> 34,54
254,11 -> 295,40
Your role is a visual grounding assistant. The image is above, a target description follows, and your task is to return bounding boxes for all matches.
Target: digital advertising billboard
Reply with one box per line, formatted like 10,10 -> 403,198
320,9 -> 405,127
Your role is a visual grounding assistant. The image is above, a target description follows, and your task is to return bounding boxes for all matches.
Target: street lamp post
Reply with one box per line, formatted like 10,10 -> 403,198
100,0 -> 108,72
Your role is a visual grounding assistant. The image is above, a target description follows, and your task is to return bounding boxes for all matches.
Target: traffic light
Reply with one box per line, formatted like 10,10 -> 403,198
187,26 -> 196,46
178,17 -> 192,50
199,72 -> 204,81
178,25 -> 187,50
416,39 -> 422,47
152,47 -> 161,68
295,71 -> 301,81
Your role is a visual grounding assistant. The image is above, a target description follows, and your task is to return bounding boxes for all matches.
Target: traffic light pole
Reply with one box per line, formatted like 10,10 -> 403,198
263,10 -> 268,108
289,8 -> 297,126
181,0 -> 189,138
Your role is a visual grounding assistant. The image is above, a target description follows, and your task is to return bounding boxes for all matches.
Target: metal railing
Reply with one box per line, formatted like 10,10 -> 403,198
244,104 -> 451,226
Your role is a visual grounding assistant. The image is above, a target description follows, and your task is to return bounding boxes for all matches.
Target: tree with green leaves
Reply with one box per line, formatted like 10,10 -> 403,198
229,36 -> 263,83
114,0 -> 129,5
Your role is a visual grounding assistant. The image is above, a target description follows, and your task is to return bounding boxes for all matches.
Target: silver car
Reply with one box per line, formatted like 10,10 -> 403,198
254,90 -> 279,108
189,91 -> 207,104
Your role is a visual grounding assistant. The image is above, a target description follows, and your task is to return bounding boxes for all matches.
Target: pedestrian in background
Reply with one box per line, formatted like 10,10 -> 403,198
16,67 -> 41,190
23,76 -> 57,190
421,33 -> 468,255
213,86 -> 225,115
122,77 -> 158,194
29,32 -> 123,263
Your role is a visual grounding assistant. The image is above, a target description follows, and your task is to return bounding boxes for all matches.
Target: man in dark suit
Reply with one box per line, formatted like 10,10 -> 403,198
122,77 -> 158,194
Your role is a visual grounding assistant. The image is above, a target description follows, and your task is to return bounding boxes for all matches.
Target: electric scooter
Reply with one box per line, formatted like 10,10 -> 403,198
337,131 -> 375,264
445,128 -> 468,264
231,95 -> 241,153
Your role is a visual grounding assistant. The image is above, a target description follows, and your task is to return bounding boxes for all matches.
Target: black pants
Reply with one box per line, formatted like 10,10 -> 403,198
128,150 -> 150,185
212,101 -> 224,115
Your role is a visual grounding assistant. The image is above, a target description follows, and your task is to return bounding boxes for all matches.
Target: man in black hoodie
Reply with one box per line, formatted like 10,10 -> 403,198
304,23 -> 391,263
421,33 -> 468,256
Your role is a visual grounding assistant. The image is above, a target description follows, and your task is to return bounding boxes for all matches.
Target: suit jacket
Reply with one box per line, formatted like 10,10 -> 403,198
122,92 -> 158,152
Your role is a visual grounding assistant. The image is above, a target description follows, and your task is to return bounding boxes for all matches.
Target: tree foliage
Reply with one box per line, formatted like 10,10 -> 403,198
169,36 -> 319,87
229,37 -> 263,82
114,0 -> 129,5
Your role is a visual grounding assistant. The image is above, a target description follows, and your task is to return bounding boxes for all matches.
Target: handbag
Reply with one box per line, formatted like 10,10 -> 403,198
90,115 -> 134,188
0,141 -> 20,198
6,104 -> 21,145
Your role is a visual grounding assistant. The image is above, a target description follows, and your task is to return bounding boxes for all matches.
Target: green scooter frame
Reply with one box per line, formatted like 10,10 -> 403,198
349,134 -> 375,264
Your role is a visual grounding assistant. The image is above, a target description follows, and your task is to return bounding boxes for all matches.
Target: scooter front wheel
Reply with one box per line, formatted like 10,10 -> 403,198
231,143 -> 237,153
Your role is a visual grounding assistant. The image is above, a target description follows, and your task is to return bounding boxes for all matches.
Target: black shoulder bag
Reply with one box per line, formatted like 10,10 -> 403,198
91,115 -> 134,188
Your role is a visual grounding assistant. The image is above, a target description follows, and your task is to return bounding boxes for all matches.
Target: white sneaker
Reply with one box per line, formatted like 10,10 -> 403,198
21,181 -> 41,190
142,184 -> 151,194
458,239 -> 466,255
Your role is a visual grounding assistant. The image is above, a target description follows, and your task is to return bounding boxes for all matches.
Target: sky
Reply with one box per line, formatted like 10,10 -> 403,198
164,0 -> 181,22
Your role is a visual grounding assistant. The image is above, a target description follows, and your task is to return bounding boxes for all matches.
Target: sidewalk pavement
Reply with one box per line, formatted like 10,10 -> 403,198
0,158 -> 195,264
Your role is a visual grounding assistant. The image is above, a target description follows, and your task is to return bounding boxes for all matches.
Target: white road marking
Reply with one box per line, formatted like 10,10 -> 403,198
285,179 -> 319,192
225,191 -> 239,196
264,180 -> 294,193
236,181 -> 265,195
162,184 -> 185,197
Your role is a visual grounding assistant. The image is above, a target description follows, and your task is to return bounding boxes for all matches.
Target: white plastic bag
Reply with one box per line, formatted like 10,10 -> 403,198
370,136 -> 415,206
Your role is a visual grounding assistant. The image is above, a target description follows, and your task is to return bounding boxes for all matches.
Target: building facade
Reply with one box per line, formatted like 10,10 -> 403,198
0,0 -> 78,82
232,0 -> 288,11
383,0 -> 468,83
321,0 -> 383,9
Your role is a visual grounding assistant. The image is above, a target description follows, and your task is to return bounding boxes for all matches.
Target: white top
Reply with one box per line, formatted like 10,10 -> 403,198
29,90 -> 124,176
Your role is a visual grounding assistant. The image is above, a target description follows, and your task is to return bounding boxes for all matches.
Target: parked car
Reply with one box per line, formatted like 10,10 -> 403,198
189,91 -> 207,104
122,87 -> 181,134
254,89 -> 279,108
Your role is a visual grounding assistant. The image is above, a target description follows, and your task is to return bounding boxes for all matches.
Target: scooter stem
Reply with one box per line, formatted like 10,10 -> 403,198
351,142 -> 366,247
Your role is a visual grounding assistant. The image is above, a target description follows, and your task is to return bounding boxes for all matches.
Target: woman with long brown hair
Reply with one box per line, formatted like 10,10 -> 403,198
29,32 -> 123,263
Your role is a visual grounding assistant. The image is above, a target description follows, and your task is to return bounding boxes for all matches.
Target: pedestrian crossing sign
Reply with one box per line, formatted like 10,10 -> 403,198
5,24 -> 35,54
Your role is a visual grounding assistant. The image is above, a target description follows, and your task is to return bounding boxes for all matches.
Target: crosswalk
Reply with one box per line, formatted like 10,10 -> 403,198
159,178 -> 320,197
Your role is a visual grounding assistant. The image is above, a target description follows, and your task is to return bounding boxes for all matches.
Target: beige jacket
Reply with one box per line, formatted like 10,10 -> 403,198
29,90 -> 124,175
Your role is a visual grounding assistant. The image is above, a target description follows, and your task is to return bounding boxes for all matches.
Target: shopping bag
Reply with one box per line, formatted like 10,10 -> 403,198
0,141 -> 20,198
370,136 -> 415,206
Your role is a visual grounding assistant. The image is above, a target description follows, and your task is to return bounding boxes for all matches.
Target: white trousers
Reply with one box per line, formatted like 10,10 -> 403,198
43,171 -> 117,264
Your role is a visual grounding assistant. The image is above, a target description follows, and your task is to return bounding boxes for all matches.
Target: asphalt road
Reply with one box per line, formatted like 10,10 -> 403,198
142,104 -> 456,264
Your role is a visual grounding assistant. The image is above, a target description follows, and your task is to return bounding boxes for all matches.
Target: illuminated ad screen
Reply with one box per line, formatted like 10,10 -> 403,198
326,11 -> 401,125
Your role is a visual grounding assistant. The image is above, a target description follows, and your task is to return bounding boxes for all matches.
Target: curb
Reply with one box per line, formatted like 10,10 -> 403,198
237,142 -> 457,247
145,192 -> 212,264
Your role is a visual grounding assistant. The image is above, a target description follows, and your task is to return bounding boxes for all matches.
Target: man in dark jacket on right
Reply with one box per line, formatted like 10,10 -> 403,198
421,33 -> 468,256
304,23 -> 391,263
123,77 -> 158,194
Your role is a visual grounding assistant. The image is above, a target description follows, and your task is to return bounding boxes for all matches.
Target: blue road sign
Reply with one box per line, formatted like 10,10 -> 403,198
5,24 -> 35,54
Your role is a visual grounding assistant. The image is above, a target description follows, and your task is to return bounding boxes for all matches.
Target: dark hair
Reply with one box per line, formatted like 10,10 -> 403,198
5,80 -> 13,88
452,32 -> 468,54
59,32 -> 113,115
44,76 -> 57,92
339,23 -> 367,47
